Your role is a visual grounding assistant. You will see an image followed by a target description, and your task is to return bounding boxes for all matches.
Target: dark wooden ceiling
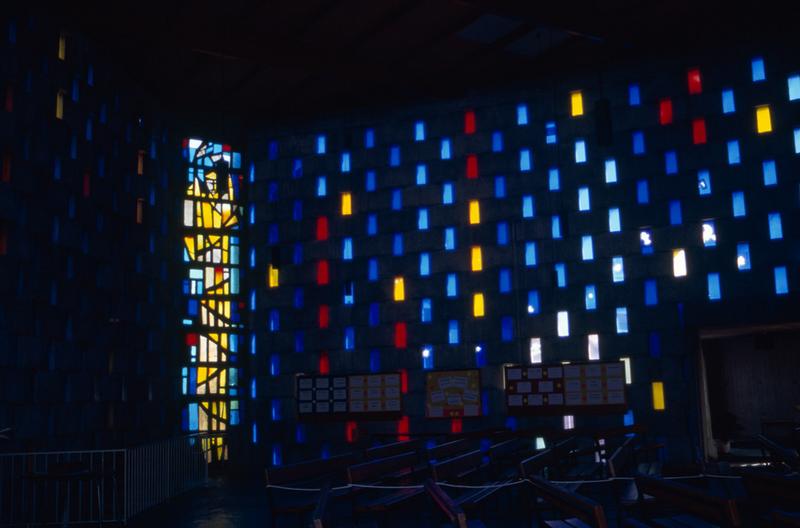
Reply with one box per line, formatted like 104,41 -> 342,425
47,0 -> 795,129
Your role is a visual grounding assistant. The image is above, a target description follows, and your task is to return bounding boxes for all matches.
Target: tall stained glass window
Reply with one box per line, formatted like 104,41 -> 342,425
181,138 -> 243,461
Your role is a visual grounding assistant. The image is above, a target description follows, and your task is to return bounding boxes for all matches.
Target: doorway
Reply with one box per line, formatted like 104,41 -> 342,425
699,327 -> 800,460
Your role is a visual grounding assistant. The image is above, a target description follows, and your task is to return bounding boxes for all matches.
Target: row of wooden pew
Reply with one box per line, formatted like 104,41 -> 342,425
263,428 -> 799,527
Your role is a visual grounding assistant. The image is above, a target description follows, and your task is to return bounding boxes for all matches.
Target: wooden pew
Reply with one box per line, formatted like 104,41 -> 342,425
771,510 -> 800,527
365,438 -> 424,460
487,437 -> 533,478
519,437 -> 577,481
427,438 -> 478,462
607,436 -> 637,478
527,475 -> 608,528
756,434 -> 800,471
741,471 -> 800,523
264,452 -> 359,527
429,447 -> 517,517
347,451 -> 427,516
424,479 -> 487,528
631,475 -> 743,527
309,482 -> 330,528
430,449 -> 487,483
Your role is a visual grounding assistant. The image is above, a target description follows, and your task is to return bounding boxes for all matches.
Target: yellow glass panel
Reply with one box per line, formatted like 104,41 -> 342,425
471,246 -> 482,271
570,90 -> 584,117
473,293 -> 485,317
268,265 -> 279,288
651,381 -> 666,410
55,91 -> 64,120
393,277 -> 405,301
756,105 -> 772,133
672,249 -> 687,277
341,192 -> 352,216
469,200 -> 480,225
58,34 -> 66,60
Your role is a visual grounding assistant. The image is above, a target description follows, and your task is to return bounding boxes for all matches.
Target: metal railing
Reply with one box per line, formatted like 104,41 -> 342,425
0,434 -> 210,526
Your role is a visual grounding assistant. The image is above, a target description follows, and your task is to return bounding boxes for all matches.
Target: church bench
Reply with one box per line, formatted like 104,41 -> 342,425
632,475 -> 743,527
264,452 -> 359,527
526,475 -> 608,528
424,479 -> 487,528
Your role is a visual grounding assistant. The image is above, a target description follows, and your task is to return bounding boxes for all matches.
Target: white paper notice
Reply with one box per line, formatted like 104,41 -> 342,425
507,368 -> 522,381
516,381 -> 532,393
585,379 -> 603,391
333,377 -> 347,388
538,381 -> 554,393
607,378 -> 624,390
299,390 -> 312,401
299,402 -> 312,413
333,389 -> 347,400
528,368 -> 543,379
350,400 -> 365,412
565,380 -> 582,392
350,388 -> 365,400
565,392 -> 583,405
385,399 -> 401,411
299,378 -> 313,389
429,406 -> 443,417
316,378 -> 329,389
546,367 -> 563,379
508,394 -> 523,406
463,404 -> 479,417
316,402 -> 330,412
607,391 -> 625,404
548,393 -> 564,405
333,401 -> 347,412
527,394 -> 543,406
587,392 -> 604,405
564,365 -> 582,378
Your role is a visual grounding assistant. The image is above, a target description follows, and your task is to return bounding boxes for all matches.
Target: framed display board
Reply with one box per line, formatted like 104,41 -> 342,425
296,371 -> 403,421
504,361 -> 627,415
425,369 -> 481,418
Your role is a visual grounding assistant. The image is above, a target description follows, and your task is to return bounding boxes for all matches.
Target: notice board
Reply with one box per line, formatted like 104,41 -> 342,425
504,361 -> 627,415
425,369 -> 481,418
297,372 -> 403,420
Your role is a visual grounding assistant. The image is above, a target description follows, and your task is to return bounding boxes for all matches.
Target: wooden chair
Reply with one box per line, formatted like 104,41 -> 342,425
631,474 -> 743,527
527,475 -> 608,528
429,448 -> 513,518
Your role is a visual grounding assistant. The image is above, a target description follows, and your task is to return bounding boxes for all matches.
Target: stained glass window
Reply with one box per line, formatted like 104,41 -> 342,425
181,138 -> 243,461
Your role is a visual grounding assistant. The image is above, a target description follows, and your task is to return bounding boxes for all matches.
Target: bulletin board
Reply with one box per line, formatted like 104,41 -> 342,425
504,361 -> 627,415
425,369 -> 481,418
296,372 -> 403,421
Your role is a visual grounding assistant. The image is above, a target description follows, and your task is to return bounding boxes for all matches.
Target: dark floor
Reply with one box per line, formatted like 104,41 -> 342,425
127,477 -> 626,527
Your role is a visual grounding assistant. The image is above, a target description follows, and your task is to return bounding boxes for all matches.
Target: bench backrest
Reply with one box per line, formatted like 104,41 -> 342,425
607,436 -> 636,478
365,439 -> 423,460
348,450 -> 418,484
742,471 -> 800,510
431,449 -> 485,482
427,438 -> 476,462
635,475 -> 741,527
265,452 -> 358,486
425,479 -> 469,528
488,438 -> 528,462
528,475 -> 608,528
518,437 -> 575,479
757,434 -> 800,470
